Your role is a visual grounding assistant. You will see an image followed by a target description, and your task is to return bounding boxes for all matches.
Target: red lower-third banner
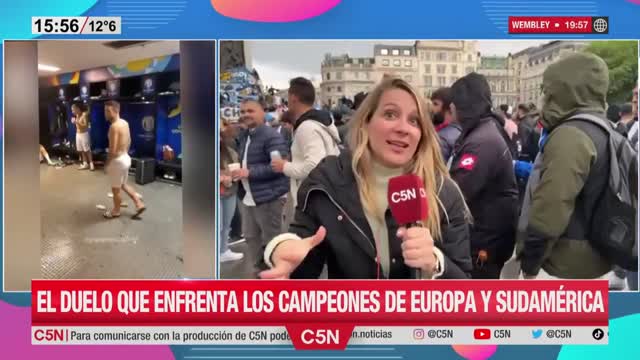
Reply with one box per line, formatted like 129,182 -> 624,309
32,280 -> 608,326
31,280 -> 609,349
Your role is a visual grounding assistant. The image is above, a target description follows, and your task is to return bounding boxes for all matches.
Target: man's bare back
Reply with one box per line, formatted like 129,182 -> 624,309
108,118 -> 131,157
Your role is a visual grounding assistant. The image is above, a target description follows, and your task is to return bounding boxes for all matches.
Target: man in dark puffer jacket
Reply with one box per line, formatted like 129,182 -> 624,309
233,99 -> 289,273
449,73 -> 519,280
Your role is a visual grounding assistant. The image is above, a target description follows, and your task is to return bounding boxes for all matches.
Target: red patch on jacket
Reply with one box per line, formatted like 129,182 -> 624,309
458,154 -> 477,171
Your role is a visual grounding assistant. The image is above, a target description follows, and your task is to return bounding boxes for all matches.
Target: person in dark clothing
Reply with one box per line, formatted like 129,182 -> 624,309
515,52 -> 614,280
430,87 -> 462,161
232,99 -> 290,273
515,104 -> 540,162
259,78 -> 472,280
227,119 -> 245,242
277,111 -> 295,153
449,73 -> 519,279
337,92 -> 369,147
614,103 -> 635,137
606,103 -> 621,124
332,110 -> 351,146
353,92 -> 367,111
219,119 -> 244,262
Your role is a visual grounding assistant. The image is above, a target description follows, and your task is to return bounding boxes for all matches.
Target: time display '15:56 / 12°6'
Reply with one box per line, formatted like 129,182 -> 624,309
32,17 -> 121,35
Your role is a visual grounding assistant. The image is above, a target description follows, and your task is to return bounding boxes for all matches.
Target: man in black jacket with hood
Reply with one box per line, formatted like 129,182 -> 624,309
449,73 -> 519,279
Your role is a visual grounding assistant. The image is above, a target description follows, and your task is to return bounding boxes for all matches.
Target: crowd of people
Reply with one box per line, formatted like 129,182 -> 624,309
219,52 -> 638,289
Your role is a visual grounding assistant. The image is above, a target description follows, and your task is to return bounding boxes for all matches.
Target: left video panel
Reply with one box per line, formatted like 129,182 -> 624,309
3,40 -> 215,290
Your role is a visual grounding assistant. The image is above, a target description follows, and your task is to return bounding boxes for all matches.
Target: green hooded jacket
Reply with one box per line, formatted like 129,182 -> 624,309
516,52 -> 612,279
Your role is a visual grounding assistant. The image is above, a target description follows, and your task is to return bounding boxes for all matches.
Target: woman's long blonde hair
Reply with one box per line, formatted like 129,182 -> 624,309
349,77 -> 453,240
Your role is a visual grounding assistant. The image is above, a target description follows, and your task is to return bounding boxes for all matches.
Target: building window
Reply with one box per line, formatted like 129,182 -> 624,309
449,53 -> 457,62
403,49 -> 411,56
437,65 -> 446,74
467,54 -> 473,62
466,66 -> 474,74
501,81 -> 505,92
327,87 -> 332,93
365,72 -> 370,79
381,48 -> 389,55
405,60 -> 412,67
424,51 -> 431,61
326,72 -> 331,80
424,64 -> 431,73
404,75 -> 412,82
424,76 -> 432,86
451,65 -> 457,74
438,76 -> 447,86
354,72 -> 359,79
392,49 -> 400,56
449,77 -> 457,84
382,59 -> 390,66
337,86 -> 342,93
393,59 -> 401,67
336,72 -> 342,80
437,52 -> 447,61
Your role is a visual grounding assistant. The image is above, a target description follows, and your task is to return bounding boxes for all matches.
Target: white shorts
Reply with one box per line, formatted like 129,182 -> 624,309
76,132 -> 91,152
107,154 -> 131,188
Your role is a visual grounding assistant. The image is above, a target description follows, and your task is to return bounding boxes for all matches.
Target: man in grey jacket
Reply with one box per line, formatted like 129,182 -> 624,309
271,77 -> 341,228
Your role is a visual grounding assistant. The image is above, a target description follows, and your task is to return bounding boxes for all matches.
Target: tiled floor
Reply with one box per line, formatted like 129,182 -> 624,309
40,164 -> 183,279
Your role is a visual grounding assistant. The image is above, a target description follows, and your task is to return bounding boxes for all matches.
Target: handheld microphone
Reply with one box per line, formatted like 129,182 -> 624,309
387,174 -> 429,279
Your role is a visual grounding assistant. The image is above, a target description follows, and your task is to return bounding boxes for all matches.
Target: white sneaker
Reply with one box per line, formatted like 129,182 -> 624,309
607,271 -> 626,290
78,163 -> 88,170
219,250 -> 244,263
89,163 -> 95,171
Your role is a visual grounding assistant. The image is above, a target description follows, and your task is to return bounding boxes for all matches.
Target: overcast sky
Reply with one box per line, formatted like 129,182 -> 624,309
245,40 -> 548,89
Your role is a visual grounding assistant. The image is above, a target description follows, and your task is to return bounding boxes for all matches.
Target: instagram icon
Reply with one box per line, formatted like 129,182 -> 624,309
413,329 -> 425,340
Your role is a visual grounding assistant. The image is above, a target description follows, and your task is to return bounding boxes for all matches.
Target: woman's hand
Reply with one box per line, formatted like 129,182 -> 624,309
397,227 -> 437,274
220,174 -> 232,187
259,227 -> 326,279
231,168 -> 249,181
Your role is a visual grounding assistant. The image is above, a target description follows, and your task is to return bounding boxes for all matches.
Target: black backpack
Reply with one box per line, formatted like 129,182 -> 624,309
567,114 -> 638,271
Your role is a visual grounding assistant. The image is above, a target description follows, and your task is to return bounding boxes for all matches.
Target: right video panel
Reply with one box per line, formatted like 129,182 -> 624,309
218,40 -> 639,290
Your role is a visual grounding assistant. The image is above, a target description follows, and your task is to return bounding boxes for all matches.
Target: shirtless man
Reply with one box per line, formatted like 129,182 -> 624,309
72,103 -> 94,171
104,100 -> 146,219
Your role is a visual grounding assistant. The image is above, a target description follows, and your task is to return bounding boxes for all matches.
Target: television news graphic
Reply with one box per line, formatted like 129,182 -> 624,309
388,174 -> 429,279
474,328 -> 491,340
508,16 -> 609,34
31,280 -> 608,348
32,17 -> 121,35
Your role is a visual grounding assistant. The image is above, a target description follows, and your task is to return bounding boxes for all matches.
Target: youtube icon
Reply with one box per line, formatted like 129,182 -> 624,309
474,328 -> 491,340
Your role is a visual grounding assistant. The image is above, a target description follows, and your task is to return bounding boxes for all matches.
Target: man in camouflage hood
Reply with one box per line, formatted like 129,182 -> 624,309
517,52 -> 613,279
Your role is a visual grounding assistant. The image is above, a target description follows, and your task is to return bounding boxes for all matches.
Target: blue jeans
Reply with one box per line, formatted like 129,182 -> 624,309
219,195 -> 237,254
628,271 -> 638,291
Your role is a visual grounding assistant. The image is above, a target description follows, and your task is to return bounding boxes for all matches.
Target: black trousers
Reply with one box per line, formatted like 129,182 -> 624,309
229,196 -> 242,238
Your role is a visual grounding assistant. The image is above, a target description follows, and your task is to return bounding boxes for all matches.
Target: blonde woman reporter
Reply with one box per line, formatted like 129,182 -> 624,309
260,78 -> 472,280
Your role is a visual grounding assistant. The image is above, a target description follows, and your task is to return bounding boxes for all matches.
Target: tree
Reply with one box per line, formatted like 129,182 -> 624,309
584,41 -> 638,104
